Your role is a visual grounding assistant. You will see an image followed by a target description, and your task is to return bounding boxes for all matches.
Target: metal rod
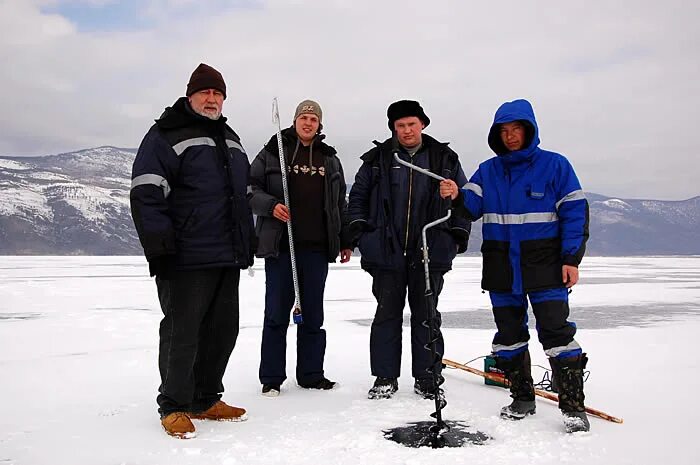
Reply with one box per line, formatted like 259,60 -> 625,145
420,211 -> 452,291
393,152 -> 445,181
442,358 -> 624,424
272,98 -> 302,324
393,150 -> 450,429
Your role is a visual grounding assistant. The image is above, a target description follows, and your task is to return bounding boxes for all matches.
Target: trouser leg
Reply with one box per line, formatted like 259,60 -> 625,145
489,292 -> 530,358
156,269 -> 222,416
191,268 -> 241,412
369,269 -> 408,378
259,254 -> 295,385
407,268 -> 445,380
529,288 -> 581,358
294,251 -> 330,384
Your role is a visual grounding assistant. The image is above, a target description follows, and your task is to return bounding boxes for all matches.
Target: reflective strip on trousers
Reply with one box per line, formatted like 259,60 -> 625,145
492,341 -> 529,355
545,340 -> 582,358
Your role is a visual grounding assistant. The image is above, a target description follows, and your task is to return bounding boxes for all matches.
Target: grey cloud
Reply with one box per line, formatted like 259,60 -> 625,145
1,0 -> 698,200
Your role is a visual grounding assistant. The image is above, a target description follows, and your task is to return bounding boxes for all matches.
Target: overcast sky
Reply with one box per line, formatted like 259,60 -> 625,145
1,0 -> 698,200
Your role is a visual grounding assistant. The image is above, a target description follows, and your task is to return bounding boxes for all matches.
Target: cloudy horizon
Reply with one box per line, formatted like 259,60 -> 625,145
1,0 -> 698,200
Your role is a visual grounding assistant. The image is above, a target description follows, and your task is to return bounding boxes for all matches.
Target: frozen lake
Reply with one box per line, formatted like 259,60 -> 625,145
1,256 -> 699,465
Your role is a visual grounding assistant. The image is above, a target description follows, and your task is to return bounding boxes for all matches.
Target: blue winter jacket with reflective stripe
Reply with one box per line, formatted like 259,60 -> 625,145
458,99 -> 589,294
130,97 -> 255,270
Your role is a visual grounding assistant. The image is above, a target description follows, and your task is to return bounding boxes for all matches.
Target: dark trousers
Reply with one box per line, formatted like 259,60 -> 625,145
155,267 -> 240,416
369,260 -> 445,380
490,287 -> 581,359
259,251 -> 329,385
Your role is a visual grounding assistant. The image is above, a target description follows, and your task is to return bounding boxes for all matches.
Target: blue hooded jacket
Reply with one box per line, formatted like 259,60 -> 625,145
457,99 -> 589,294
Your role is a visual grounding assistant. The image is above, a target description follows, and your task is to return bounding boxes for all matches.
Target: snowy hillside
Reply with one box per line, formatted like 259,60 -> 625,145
0,146 -> 139,254
586,193 -> 700,255
1,147 -> 699,255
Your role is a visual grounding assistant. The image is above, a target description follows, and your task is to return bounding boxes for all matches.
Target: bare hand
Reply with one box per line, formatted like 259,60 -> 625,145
340,249 -> 352,263
440,179 -> 458,200
562,265 -> 579,288
272,203 -> 290,222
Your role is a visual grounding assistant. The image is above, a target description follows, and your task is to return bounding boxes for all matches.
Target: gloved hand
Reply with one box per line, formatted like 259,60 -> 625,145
148,255 -> 177,280
248,235 -> 258,267
349,220 -> 375,237
450,228 -> 470,254
349,220 -> 375,248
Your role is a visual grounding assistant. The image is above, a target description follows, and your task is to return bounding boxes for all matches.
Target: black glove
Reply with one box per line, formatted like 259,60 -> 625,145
148,255 -> 177,280
349,220 -> 375,236
349,220 -> 375,248
248,235 -> 258,266
450,228 -> 470,254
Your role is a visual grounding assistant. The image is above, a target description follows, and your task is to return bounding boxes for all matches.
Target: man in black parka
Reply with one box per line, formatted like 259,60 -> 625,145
130,63 -> 254,438
347,100 -> 471,400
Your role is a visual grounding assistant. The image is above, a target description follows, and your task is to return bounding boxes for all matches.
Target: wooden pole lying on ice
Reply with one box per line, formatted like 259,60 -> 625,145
442,358 -> 624,424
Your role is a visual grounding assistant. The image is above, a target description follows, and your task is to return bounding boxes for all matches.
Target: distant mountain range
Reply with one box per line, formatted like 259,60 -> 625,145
0,146 -> 698,255
0,146 -> 139,255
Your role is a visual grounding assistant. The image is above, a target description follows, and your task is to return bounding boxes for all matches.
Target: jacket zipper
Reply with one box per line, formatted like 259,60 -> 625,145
404,162 -> 414,255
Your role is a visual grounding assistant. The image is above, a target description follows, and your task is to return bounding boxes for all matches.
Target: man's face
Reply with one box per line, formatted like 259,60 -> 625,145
393,116 -> 424,148
499,121 -> 526,152
188,88 -> 224,120
295,113 -> 320,144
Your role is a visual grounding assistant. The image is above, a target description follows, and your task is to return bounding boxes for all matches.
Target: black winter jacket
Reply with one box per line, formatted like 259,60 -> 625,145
249,128 -> 351,262
347,135 -> 471,272
130,97 -> 255,270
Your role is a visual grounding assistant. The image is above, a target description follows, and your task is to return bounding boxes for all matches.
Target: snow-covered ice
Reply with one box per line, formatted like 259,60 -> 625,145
0,256 -> 698,465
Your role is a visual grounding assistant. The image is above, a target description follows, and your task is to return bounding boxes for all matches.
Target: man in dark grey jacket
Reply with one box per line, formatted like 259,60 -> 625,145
249,100 -> 351,397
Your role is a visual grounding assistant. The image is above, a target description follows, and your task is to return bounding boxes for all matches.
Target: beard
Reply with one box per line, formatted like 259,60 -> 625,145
194,107 -> 222,120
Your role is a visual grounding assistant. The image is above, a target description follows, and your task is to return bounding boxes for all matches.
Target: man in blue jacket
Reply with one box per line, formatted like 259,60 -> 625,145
440,99 -> 591,433
348,100 -> 470,401
130,63 -> 255,438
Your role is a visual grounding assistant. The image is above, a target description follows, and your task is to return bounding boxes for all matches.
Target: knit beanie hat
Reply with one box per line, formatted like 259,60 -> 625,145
293,100 -> 323,124
387,100 -> 430,130
186,63 -> 226,99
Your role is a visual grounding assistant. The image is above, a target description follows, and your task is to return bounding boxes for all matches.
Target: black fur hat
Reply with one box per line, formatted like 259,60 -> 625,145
387,100 -> 430,130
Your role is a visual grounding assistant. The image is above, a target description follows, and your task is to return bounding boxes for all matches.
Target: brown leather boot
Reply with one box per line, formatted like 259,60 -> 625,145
189,401 -> 248,422
161,412 -> 196,439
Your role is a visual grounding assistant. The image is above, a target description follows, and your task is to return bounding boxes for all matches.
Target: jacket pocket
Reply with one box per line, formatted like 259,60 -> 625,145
358,227 -> 381,260
520,237 -> 562,291
481,240 -> 512,292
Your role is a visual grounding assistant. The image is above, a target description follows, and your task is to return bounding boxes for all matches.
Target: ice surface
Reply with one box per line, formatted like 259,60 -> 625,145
0,256 -> 698,464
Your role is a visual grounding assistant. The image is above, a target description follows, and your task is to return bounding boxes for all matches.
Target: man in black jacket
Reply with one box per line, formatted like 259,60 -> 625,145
347,100 -> 471,400
249,100 -> 352,397
130,63 -> 254,438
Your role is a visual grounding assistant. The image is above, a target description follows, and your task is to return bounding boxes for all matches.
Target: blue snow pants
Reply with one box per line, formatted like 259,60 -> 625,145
490,288 -> 582,360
